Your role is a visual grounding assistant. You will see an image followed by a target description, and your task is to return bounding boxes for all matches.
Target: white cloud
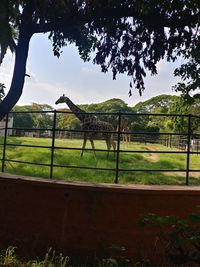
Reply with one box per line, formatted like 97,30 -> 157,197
81,66 -> 98,74
156,60 -> 168,72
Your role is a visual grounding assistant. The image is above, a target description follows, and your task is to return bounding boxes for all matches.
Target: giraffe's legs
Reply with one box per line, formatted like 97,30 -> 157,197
122,131 -> 125,143
105,134 -> 116,159
105,138 -> 111,158
89,136 -> 97,159
104,135 -> 115,159
112,140 -> 116,158
128,133 -> 131,142
103,135 -> 109,157
80,133 -> 87,158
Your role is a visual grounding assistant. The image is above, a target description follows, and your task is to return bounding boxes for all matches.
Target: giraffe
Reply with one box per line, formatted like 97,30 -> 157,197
116,121 -> 131,144
55,94 -> 116,158
121,126 -> 131,143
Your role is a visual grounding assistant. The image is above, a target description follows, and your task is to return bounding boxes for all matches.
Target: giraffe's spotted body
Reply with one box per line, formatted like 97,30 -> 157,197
55,94 -> 116,158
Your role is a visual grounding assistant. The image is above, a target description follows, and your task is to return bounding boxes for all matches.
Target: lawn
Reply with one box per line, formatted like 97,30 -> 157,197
0,136 -> 200,185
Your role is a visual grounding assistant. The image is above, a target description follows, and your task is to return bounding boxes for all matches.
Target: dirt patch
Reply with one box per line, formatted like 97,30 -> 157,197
146,153 -> 159,161
141,146 -> 159,162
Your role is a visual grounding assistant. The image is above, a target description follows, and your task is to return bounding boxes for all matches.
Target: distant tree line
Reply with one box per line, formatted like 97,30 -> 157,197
12,103 -> 54,136
11,95 -> 200,136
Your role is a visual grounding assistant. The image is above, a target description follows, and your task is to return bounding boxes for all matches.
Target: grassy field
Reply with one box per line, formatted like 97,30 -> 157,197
1,136 -> 200,185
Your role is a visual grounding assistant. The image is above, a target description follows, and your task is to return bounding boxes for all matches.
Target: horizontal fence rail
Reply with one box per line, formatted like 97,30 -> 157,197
0,110 -> 200,185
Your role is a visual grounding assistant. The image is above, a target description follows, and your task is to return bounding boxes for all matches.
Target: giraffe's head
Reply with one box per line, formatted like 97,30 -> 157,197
55,94 -> 67,105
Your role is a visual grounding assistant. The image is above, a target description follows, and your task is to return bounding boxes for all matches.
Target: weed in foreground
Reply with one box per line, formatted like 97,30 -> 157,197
27,248 -> 70,267
0,246 -> 152,267
0,246 -> 19,266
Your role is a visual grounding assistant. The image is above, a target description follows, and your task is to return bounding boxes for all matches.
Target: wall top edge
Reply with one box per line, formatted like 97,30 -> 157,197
1,172 -> 200,194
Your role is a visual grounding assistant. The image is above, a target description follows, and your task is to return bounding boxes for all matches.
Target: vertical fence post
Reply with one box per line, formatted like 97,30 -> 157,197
169,134 -> 172,148
50,110 -> 57,179
2,113 -> 9,172
186,114 -> 192,185
115,112 -> 121,184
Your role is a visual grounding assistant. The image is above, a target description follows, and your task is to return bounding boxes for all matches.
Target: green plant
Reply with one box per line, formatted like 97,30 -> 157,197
28,248 -> 70,267
0,246 -> 18,265
96,258 -> 118,267
95,256 -> 150,267
0,246 -> 152,267
140,209 -> 200,266
93,245 -> 134,267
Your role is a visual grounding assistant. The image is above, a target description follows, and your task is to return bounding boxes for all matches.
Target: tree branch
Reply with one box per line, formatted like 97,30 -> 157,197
32,6 -> 199,36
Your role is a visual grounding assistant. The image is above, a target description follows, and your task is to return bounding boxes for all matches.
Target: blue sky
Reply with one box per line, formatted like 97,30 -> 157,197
0,33 -> 181,109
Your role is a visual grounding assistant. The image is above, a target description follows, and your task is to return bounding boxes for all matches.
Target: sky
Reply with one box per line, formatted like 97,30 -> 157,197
0,33 -> 181,109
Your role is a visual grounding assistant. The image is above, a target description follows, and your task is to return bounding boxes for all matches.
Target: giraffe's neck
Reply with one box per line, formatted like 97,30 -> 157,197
64,97 -> 87,122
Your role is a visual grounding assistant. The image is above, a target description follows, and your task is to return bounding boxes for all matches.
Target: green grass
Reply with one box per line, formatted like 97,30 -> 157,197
0,136 -> 200,185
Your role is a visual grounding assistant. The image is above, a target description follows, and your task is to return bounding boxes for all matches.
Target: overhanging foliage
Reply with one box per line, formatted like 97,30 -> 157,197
0,0 -> 199,119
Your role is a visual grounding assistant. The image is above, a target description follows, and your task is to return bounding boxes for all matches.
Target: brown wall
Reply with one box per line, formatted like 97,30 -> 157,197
0,173 -> 200,262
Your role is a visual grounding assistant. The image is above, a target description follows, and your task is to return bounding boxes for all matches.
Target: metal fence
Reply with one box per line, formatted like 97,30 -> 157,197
1,110 -> 200,185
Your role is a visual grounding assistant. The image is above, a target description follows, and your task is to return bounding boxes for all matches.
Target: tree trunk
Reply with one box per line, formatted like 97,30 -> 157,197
0,30 -> 32,121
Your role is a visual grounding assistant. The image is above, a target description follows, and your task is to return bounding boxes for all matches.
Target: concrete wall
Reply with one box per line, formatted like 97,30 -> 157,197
0,173 -> 200,262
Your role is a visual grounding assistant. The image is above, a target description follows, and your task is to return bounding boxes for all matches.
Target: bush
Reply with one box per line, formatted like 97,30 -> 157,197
140,209 -> 200,266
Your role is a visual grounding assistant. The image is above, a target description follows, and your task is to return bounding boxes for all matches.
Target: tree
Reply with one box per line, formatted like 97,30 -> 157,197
134,95 -> 179,114
56,108 -> 81,138
81,98 -> 133,127
173,42 -> 200,100
0,1 -> 199,120
12,105 -> 34,135
169,97 -> 200,134
28,103 -> 54,129
12,103 -> 53,136
134,95 -> 180,132
0,1 -> 17,64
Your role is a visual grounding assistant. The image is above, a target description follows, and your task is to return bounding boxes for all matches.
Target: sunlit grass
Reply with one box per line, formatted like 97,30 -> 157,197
0,136 -> 200,185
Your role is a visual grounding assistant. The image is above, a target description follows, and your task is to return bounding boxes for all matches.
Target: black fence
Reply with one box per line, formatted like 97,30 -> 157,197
1,110 -> 200,185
